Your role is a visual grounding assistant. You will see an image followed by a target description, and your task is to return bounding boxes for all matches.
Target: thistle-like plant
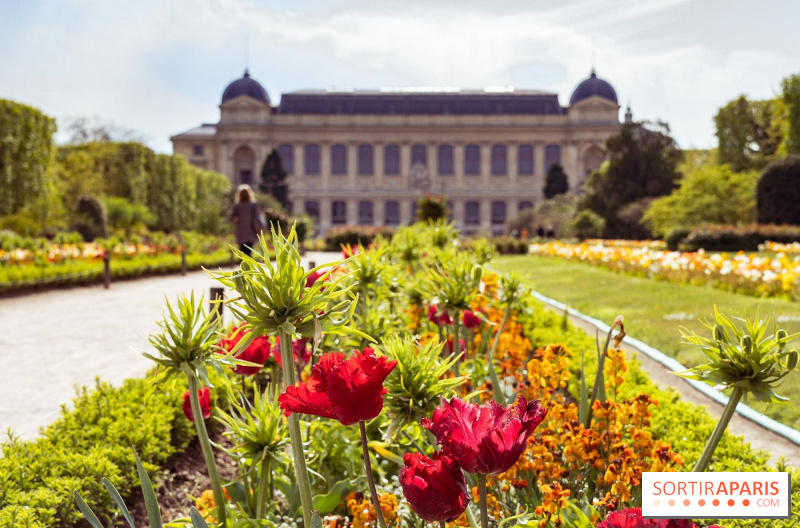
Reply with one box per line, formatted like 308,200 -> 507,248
146,294 -> 228,524
211,225 -> 366,527
343,242 -> 394,312
678,308 -> 799,472
469,238 -> 497,265
427,219 -> 458,249
217,386 -> 288,519
485,273 -> 528,402
379,335 -> 466,439
388,225 -> 425,269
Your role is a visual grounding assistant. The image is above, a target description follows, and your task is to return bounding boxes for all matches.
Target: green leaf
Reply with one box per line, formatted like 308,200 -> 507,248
311,510 -> 324,528
102,478 -> 135,528
134,449 -> 163,528
579,348 -> 589,425
190,507 -> 210,528
313,479 -> 352,514
73,491 -> 104,528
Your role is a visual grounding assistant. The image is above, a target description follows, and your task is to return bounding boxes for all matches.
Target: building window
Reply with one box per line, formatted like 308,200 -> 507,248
385,201 -> 400,225
239,170 -> 253,184
518,144 -> 534,175
358,201 -> 374,225
304,144 -> 320,175
465,201 -> 480,226
464,144 -> 480,175
278,144 -> 294,174
411,144 -> 427,166
193,145 -> 204,156
518,200 -> 533,211
491,201 -> 507,225
545,144 -> 562,172
332,200 -> 347,225
234,145 -> 255,184
384,144 -> 400,175
331,144 -> 347,175
491,144 -> 507,175
437,144 -> 454,175
305,200 -> 320,224
358,144 -> 374,175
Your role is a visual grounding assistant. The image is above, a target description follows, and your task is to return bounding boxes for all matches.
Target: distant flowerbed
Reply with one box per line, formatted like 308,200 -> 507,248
530,240 -> 800,300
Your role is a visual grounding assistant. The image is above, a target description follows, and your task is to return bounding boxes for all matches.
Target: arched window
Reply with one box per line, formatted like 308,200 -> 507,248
304,200 -> 320,223
384,144 -> 400,175
491,201 -> 507,225
304,144 -> 320,175
411,144 -> 427,166
331,144 -> 347,175
438,144 -> 454,175
278,144 -> 294,174
358,201 -> 374,225
545,144 -> 562,172
358,144 -> 374,175
465,201 -> 481,226
384,201 -> 400,225
491,144 -> 507,175
518,144 -> 534,176
464,144 -> 480,175
233,146 -> 255,184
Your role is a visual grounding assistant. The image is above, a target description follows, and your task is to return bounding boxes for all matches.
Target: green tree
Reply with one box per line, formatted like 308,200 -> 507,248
580,121 -> 682,238
0,99 -> 57,216
569,210 -> 606,239
259,149 -> 289,209
757,155 -> 800,225
643,164 -> 759,237
543,163 -> 569,199
715,96 -> 782,172
416,194 -> 449,223
781,74 -> 800,155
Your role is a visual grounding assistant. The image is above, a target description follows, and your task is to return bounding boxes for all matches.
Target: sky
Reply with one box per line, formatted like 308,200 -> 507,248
1,0 -> 798,153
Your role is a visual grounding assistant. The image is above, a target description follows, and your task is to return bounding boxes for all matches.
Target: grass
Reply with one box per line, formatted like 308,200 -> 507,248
495,254 -> 800,428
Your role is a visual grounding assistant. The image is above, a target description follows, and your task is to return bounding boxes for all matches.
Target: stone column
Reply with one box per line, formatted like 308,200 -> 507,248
481,197 -> 491,229
320,199 -> 332,233
348,143 -> 357,187
375,142 -> 384,188
320,143 -> 331,189
564,142 -> 580,191
480,143 -> 491,187
534,143 -> 546,192
347,197 -> 358,226
454,143 -> 465,188
508,142 -> 518,185
375,199 -> 385,226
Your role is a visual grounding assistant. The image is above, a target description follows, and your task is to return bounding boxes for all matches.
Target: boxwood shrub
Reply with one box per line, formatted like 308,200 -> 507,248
680,224 -> 800,252
323,226 -> 395,251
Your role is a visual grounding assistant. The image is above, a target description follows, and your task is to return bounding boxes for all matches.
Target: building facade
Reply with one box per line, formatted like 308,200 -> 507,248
172,70 -> 625,234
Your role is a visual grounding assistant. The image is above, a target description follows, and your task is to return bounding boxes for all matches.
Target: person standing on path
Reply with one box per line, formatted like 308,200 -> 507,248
230,184 -> 266,257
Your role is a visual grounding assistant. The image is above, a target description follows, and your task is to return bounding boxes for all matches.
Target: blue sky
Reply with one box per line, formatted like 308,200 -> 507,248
1,0 -> 798,153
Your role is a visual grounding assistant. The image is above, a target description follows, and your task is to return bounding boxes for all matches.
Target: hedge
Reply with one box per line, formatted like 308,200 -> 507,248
323,226 -> 395,251
0,378 -> 192,527
680,223 -> 800,252
757,156 -> 800,226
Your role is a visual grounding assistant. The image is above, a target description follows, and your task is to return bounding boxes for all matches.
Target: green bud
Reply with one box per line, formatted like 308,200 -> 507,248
713,324 -> 724,342
788,351 -> 799,371
472,265 -> 483,285
777,329 -> 788,341
741,335 -> 753,355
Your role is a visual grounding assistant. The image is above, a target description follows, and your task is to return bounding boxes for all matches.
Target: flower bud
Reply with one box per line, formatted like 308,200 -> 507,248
777,329 -> 788,342
788,351 -> 798,371
741,335 -> 753,355
472,265 -> 483,285
713,324 -> 724,342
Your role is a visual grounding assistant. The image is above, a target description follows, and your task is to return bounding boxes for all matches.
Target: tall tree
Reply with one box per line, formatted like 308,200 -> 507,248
580,121 -> 682,239
781,74 -> 800,155
714,95 -> 782,172
260,149 -> 289,209
543,163 -> 569,199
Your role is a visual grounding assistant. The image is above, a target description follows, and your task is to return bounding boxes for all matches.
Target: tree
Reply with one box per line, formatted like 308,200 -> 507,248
416,194 -> 449,223
756,155 -> 800,225
580,121 -> 682,239
543,163 -> 569,199
569,210 -> 606,239
643,164 -> 759,237
714,96 -> 782,172
65,117 -> 143,144
505,194 -> 577,238
781,74 -> 800,155
260,149 -> 289,209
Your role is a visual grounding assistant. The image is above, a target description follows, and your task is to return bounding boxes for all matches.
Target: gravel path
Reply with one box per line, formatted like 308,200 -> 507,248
0,252 -> 339,441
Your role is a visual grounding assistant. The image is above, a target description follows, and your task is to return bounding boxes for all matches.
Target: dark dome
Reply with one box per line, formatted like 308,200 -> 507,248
221,70 -> 270,104
569,70 -> 618,105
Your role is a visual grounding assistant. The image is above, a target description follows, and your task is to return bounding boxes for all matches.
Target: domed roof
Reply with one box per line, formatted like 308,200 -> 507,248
569,70 -> 618,105
221,70 -> 270,104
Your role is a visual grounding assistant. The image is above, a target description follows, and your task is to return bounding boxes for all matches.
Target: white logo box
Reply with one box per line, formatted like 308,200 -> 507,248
642,472 -> 791,519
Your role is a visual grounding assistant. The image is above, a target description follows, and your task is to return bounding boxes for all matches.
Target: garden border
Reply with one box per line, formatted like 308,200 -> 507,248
528,289 -> 800,447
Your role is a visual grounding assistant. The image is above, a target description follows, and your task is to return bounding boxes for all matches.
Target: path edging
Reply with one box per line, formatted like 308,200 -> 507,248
528,289 -> 800,447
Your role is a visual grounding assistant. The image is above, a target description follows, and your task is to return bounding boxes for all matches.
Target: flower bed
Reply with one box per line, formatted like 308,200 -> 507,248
530,240 -> 800,300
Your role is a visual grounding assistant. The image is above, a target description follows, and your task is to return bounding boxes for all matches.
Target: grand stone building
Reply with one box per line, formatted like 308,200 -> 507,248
172,69 -> 628,234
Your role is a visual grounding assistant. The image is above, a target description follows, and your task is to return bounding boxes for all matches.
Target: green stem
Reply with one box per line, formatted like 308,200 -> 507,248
453,312 -> 461,377
256,455 -> 272,519
692,387 -> 743,472
360,421 -> 388,528
583,324 -> 615,429
440,521 -> 447,528
487,309 -> 509,403
465,507 -> 480,528
477,473 -> 489,528
280,331 -> 314,528
187,373 -> 226,526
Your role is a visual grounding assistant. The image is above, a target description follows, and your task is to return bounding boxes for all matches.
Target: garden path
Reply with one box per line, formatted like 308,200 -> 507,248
0,251 -> 340,441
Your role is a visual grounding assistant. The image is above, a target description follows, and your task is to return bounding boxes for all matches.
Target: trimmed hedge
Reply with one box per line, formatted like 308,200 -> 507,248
0,378 -> 192,527
323,226 -> 395,251
492,237 -> 529,255
680,223 -> 800,251
757,156 -> 800,225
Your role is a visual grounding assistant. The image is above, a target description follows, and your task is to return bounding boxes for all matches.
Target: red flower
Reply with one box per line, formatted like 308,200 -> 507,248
446,337 -> 466,355
279,348 -> 397,426
439,310 -> 453,326
271,336 -> 312,368
400,451 -> 469,522
182,387 -> 211,421
596,509 -> 713,528
462,310 -> 481,329
233,335 -> 271,375
306,269 -> 329,288
427,304 -> 453,326
422,396 -> 546,475
427,304 -> 440,324
220,324 -> 246,353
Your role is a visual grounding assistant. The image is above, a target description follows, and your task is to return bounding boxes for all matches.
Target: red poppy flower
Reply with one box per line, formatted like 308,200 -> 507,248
427,304 -> 440,324
233,335 -> 272,376
182,387 -> 211,421
446,337 -> 466,355
462,310 -> 481,329
596,509 -> 712,528
422,396 -> 546,475
400,451 -> 469,522
278,348 -> 398,426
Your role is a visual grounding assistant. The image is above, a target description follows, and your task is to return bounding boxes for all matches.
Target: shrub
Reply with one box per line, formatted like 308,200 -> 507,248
293,214 -> 315,243
543,163 -> 569,199
105,197 -> 154,232
664,227 -> 691,250
416,195 -> 449,223
681,223 -> 800,251
0,378 -> 191,527
492,237 -> 529,255
757,155 -> 800,225
71,196 -> 108,242
569,209 -> 606,239
505,194 -> 577,238
323,226 -> 394,251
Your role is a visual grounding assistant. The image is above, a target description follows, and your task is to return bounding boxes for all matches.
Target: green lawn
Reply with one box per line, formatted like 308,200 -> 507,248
495,255 -> 800,428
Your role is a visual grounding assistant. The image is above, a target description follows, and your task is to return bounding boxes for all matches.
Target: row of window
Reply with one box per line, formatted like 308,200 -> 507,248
304,200 -> 533,226
277,143 -> 562,177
